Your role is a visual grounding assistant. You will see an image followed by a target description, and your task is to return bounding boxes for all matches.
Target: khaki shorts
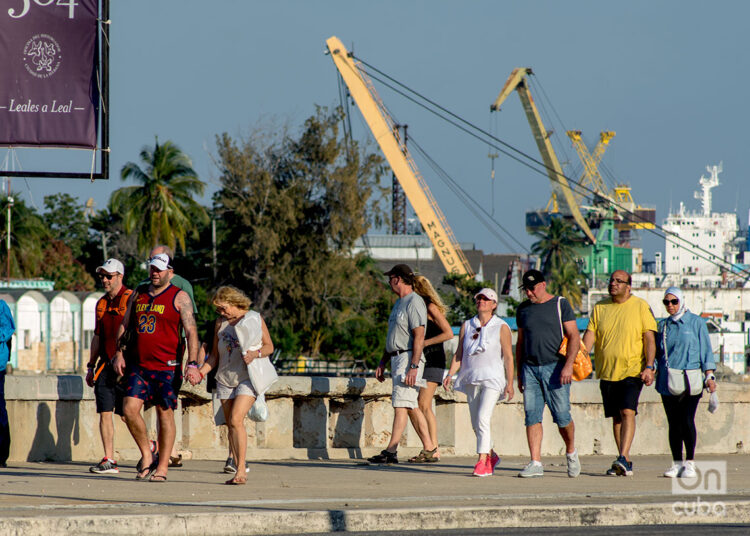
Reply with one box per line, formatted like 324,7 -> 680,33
215,379 -> 258,400
390,351 -> 426,409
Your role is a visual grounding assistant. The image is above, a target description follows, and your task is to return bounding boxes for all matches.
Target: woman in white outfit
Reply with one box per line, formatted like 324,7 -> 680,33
443,288 -> 514,477
186,286 -> 274,485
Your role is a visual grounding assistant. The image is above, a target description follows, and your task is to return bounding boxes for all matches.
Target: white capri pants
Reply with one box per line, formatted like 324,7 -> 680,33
465,383 -> 503,454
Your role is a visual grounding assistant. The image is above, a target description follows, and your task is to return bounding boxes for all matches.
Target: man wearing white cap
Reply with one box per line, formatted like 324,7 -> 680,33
86,259 -> 133,475
112,253 -> 199,482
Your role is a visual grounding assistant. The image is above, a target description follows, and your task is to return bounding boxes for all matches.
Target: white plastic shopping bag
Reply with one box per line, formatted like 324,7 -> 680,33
248,393 -> 269,422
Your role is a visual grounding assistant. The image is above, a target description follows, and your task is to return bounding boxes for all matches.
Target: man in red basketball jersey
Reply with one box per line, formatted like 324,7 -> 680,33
112,253 -> 198,482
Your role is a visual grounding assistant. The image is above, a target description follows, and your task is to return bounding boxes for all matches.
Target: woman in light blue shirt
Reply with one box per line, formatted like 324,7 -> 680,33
656,286 -> 717,479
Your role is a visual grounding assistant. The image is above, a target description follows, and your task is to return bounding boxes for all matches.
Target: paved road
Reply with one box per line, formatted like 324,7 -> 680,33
285,526 -> 750,536
1,455 -> 748,535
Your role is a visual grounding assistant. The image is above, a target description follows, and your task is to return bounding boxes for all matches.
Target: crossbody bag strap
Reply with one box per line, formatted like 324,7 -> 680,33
661,322 -> 669,368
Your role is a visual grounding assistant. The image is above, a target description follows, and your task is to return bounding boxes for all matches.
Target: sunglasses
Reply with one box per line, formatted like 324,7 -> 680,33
475,295 -> 491,302
609,277 -> 629,285
99,273 -> 116,280
663,299 -> 680,306
471,327 -> 481,340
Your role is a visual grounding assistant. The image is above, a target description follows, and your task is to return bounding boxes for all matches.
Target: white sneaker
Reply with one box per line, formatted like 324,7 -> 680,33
663,462 -> 682,478
679,460 -> 697,478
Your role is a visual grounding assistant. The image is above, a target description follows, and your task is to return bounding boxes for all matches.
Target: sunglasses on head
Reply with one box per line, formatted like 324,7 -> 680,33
663,298 -> 679,306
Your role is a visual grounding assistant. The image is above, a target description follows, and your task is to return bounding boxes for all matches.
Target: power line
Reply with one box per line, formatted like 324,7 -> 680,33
351,56 -> 750,278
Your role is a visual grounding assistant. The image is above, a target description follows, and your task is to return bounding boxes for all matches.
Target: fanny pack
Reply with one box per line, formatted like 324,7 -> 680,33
662,326 -> 702,396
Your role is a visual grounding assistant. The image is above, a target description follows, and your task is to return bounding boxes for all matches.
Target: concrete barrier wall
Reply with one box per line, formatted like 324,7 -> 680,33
5,375 -> 750,462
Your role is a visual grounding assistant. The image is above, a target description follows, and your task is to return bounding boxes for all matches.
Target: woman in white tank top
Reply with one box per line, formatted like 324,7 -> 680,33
443,288 -> 514,477
187,286 -> 274,485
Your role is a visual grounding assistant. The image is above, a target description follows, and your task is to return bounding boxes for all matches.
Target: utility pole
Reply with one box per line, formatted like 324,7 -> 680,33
391,124 -> 407,235
212,218 -> 217,282
5,178 -> 12,283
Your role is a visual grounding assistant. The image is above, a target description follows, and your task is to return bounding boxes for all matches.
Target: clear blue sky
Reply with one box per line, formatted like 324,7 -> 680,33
6,0 -> 750,261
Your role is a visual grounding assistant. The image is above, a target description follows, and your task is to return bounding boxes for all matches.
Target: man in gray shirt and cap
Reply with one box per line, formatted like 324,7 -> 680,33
368,264 -> 437,464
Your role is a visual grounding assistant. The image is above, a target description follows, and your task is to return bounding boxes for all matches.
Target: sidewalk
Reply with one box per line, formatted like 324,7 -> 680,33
1,455 -> 749,535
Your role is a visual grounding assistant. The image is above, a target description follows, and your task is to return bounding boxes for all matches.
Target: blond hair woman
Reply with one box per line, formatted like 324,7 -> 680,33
409,275 -> 452,462
186,286 -> 274,485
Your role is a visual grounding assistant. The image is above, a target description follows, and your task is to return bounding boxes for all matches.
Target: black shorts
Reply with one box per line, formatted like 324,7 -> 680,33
422,344 -> 445,384
93,361 -> 117,413
600,376 -> 644,418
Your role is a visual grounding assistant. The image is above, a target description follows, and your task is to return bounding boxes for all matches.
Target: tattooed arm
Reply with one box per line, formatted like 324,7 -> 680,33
175,290 -> 199,372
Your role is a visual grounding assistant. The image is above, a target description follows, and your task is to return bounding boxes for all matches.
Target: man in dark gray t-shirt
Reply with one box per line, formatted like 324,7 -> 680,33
515,269 -> 581,478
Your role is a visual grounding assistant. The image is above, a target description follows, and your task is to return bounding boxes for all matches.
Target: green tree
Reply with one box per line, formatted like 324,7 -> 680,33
0,195 -> 50,278
212,107 -> 389,361
39,239 -> 96,291
43,193 -> 89,258
547,261 -> 585,310
530,218 -> 582,273
111,138 -> 209,255
440,273 -> 495,325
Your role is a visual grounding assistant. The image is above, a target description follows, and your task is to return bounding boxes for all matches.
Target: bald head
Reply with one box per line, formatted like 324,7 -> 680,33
149,244 -> 174,259
608,270 -> 632,302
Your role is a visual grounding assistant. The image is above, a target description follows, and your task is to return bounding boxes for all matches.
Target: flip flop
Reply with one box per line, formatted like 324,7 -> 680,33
225,475 -> 246,485
135,460 -> 158,481
149,473 -> 167,483
168,455 -> 183,468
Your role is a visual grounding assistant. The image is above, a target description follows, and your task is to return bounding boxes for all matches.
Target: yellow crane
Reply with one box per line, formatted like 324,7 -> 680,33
325,36 -> 474,276
566,130 -> 613,206
490,68 -> 597,244
567,130 -> 655,232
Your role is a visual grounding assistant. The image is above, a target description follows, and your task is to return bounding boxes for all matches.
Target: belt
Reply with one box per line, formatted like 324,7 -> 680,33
387,349 -> 410,358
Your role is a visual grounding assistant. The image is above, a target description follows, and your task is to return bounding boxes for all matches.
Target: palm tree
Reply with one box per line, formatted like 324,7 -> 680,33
111,138 -> 208,255
547,261 -> 585,310
0,195 -> 50,278
530,217 -> 582,273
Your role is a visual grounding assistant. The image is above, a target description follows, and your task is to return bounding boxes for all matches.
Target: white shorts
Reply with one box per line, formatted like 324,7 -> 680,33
215,379 -> 258,400
390,351 -> 425,409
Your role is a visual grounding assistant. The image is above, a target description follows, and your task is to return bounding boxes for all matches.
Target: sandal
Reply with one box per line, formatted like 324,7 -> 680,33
407,448 -> 440,463
225,475 -> 246,485
169,454 -> 183,468
135,460 -> 157,481
367,449 -> 398,464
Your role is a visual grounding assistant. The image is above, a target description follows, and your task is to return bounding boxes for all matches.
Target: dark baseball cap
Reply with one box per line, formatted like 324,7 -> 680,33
520,269 -> 545,290
385,264 -> 414,279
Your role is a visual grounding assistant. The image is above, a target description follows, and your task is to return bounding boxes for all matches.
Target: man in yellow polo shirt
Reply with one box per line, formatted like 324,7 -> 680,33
582,270 -> 656,477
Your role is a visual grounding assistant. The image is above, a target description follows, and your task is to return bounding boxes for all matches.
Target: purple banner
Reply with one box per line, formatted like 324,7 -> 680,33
0,0 -> 98,148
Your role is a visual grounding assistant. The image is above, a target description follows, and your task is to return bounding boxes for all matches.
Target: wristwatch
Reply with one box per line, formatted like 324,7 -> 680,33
409,363 -> 419,370
644,365 -> 655,370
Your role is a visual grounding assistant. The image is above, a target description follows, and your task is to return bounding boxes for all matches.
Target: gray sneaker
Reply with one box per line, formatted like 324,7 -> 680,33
566,451 -> 581,478
223,457 -> 250,474
518,461 -> 544,478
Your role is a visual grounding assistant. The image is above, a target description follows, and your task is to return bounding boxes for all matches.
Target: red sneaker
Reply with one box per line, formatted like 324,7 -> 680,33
473,458 -> 492,477
490,452 -> 501,474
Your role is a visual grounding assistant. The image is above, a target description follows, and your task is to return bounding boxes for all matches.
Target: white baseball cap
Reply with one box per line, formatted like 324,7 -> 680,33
149,253 -> 172,271
96,258 -> 124,275
474,288 -> 498,302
